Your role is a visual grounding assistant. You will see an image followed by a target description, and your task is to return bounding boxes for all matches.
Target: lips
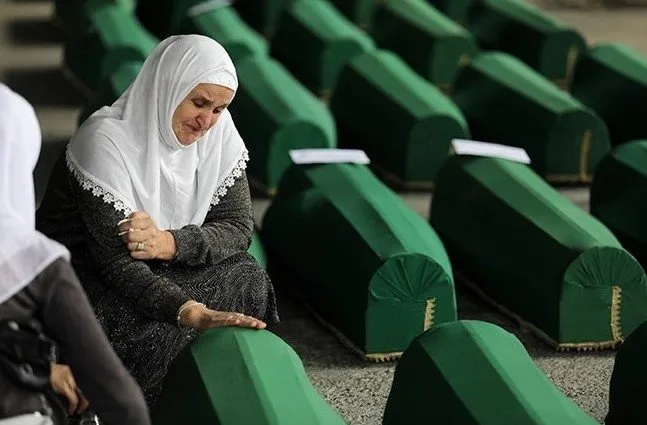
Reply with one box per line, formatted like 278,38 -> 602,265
185,123 -> 202,133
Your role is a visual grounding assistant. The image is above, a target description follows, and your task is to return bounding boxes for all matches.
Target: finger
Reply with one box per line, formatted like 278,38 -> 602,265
129,211 -> 150,220
62,383 -> 79,415
128,217 -> 153,230
130,250 -> 153,260
76,391 -> 90,414
123,229 -> 147,243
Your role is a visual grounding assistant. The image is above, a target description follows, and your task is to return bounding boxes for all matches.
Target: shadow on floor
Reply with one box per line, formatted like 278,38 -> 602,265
3,68 -> 86,107
7,18 -> 65,46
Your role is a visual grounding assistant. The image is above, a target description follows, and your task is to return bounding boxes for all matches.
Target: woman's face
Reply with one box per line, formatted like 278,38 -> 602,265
172,83 -> 235,146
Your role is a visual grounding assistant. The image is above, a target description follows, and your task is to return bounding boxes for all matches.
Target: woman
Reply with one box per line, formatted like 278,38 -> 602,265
36,34 -> 279,407
0,83 -> 150,425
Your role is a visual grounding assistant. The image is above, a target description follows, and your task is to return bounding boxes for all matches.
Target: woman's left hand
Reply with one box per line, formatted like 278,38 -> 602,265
118,211 -> 177,261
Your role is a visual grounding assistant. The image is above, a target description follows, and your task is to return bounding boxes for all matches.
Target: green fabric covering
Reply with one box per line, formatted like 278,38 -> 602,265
248,232 -> 267,269
229,56 -> 336,194
270,0 -> 375,97
451,52 -> 610,183
331,49 -> 469,187
606,321 -> 647,425
463,0 -> 586,87
180,4 -> 268,63
233,0 -> 296,37
383,320 -> 600,424
152,328 -> 347,425
63,0 -> 157,95
429,156 -> 647,349
590,140 -> 647,270
370,0 -> 478,91
261,163 -> 457,359
54,0 -> 137,35
326,0 -> 376,28
433,0 -> 475,26
78,60 -> 142,125
571,43 -> 647,146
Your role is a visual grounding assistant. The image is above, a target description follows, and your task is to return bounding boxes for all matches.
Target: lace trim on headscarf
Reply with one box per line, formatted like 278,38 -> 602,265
65,148 -> 135,216
209,149 -> 249,211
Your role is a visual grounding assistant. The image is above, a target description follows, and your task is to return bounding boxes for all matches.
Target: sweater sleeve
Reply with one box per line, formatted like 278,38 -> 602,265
71,174 -> 190,322
168,171 -> 254,267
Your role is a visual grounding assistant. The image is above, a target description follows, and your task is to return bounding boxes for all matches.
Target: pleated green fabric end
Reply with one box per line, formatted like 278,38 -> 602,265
262,163 -> 456,358
332,49 -> 469,186
591,140 -> 647,268
233,0 -> 298,38
571,43 -> 647,146
271,0 -> 375,97
606,321 -> 647,425
370,0 -> 478,90
451,52 -> 610,183
63,1 -> 158,95
182,5 -> 268,63
430,156 -> 647,347
152,329 -> 347,425
54,0 -> 137,36
383,320 -> 600,424
230,56 -> 336,194
327,0 -> 377,29
462,0 -> 586,86
248,232 -> 267,270
78,60 -> 142,125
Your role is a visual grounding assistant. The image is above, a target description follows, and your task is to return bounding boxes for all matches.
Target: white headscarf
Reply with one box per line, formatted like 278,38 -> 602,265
0,84 -> 70,305
66,34 -> 248,230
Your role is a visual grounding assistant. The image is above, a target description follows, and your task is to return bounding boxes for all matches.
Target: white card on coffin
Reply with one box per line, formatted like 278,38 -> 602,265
289,149 -> 371,165
451,139 -> 531,164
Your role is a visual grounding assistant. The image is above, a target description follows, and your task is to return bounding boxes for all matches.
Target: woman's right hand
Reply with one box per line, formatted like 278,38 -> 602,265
178,301 -> 267,331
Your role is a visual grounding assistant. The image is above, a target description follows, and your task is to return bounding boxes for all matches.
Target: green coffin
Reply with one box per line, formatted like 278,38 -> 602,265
54,0 -> 137,35
270,0 -> 375,99
383,320 -> 600,425
590,140 -> 647,269
248,232 -> 268,269
63,0 -> 158,96
331,49 -> 469,188
180,4 -> 268,63
152,328 -> 347,425
464,0 -> 586,88
571,43 -> 647,146
606,321 -> 647,425
261,162 -> 457,360
429,155 -> 647,350
233,0 -> 296,37
229,56 -> 336,195
370,0 -> 478,92
326,0 -> 376,29
78,60 -> 142,125
451,52 -> 610,183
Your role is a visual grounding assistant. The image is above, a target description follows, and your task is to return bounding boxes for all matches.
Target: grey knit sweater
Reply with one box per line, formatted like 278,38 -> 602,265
36,154 -> 255,323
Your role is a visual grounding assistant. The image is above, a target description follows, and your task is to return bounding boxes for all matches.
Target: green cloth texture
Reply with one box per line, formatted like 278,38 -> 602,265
78,60 -> 142,125
233,0 -> 297,37
606,321 -> 647,425
331,49 -> 469,186
429,156 -> 647,349
248,232 -> 268,269
327,0 -> 376,28
571,43 -> 647,146
433,0 -> 473,26
151,328 -> 347,425
383,320 -> 600,425
229,56 -> 336,194
180,4 -> 268,63
451,52 -> 610,183
590,140 -> 647,269
54,0 -> 137,35
63,0 -> 157,95
261,163 -> 457,358
270,0 -> 375,97
445,0 -> 586,86
370,0 -> 478,91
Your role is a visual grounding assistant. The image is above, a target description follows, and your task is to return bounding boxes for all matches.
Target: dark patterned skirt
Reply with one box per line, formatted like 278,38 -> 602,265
77,252 -> 279,407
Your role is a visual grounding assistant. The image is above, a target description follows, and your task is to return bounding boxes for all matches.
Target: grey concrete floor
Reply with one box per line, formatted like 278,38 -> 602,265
2,1 -> 646,423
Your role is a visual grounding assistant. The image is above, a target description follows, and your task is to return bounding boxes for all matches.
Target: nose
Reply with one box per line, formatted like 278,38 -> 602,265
195,112 -> 209,129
